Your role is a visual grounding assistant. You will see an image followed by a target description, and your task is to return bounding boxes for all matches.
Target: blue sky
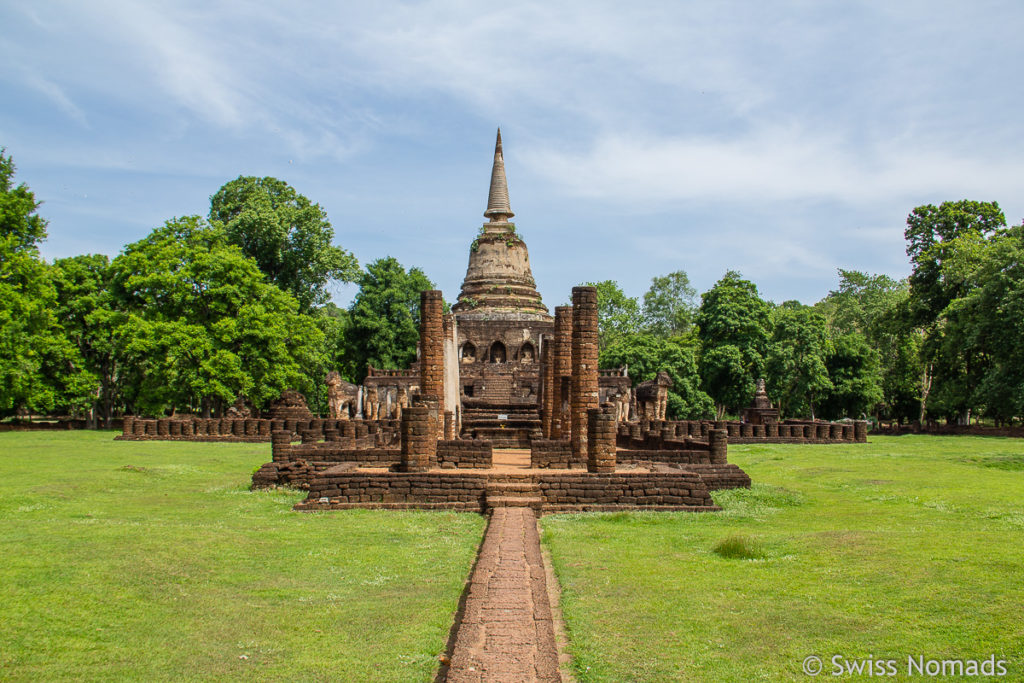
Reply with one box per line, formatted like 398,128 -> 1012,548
2,1 -> 1023,308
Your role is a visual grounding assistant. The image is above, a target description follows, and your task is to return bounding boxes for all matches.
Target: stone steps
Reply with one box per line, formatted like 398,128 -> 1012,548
485,480 -> 543,510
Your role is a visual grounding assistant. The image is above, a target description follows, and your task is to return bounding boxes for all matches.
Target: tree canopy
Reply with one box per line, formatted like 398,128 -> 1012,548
342,257 -> 435,383
696,271 -> 772,416
110,216 -> 324,416
209,176 -> 359,312
0,151 -> 95,418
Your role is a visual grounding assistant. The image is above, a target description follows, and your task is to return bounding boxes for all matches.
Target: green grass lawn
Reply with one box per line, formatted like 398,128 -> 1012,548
0,431 -> 485,682
541,436 -> 1024,682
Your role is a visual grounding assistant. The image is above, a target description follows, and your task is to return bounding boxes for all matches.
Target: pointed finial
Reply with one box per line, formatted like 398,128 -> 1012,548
484,127 -> 514,222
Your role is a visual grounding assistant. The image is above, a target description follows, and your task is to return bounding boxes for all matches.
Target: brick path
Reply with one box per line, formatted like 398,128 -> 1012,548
445,507 -> 562,682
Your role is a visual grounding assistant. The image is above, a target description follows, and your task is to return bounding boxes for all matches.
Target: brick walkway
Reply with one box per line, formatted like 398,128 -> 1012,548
445,507 -> 562,682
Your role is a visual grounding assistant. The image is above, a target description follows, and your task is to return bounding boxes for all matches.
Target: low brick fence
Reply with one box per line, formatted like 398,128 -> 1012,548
622,418 -> 868,445
117,416 -> 400,445
0,418 -> 125,432
872,423 -> 1024,438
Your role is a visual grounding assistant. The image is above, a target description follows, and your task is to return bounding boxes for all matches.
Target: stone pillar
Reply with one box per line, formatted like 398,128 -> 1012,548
444,410 -> 455,441
271,430 -> 290,462
420,290 -> 445,440
540,339 -> 555,438
854,420 -> 868,443
571,287 -> 599,462
709,428 -> 728,464
587,407 -> 617,473
399,398 -> 437,472
122,415 -> 135,437
552,305 -> 573,439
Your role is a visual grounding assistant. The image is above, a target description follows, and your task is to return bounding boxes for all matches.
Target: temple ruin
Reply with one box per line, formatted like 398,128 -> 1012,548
118,130 -> 870,511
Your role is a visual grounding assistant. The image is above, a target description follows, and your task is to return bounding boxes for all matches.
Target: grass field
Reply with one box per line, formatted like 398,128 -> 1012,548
0,431 -> 485,682
541,436 -> 1024,682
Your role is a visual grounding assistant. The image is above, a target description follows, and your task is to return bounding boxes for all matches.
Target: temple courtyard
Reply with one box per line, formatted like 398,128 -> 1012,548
1,431 -> 1021,681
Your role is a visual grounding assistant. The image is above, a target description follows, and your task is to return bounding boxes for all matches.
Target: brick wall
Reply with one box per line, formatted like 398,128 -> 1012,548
295,470 -> 719,512
529,439 -> 580,469
436,440 -> 493,469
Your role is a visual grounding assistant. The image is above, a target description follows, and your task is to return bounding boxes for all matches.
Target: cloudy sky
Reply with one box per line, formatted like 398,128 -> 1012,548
2,1 -> 1022,307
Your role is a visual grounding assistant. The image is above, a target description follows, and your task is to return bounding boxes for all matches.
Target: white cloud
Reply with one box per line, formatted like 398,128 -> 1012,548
520,127 -> 1024,208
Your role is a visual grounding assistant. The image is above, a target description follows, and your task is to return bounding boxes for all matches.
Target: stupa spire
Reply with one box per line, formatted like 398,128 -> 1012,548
483,128 -> 514,222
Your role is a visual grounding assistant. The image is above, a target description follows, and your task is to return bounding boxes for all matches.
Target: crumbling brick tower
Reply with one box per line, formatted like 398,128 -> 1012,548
571,286 -> 599,461
551,305 -> 573,440
420,289 -> 445,440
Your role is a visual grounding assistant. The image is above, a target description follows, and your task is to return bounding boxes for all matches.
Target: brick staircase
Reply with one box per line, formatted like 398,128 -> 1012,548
485,477 -> 543,510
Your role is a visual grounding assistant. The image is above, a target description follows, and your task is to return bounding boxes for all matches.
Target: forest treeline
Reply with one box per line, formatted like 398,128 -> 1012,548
2,149 -> 1021,425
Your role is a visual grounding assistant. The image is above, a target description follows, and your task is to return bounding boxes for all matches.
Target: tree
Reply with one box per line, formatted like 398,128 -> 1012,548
582,280 -> 642,348
764,305 -> 832,419
109,216 -> 324,416
819,333 -> 883,420
938,224 -> 1024,423
696,271 -> 772,416
0,150 -> 95,419
815,270 -> 916,421
642,270 -> 697,337
904,201 -> 1006,423
51,254 -> 125,426
343,257 -> 435,383
209,176 -> 359,312
600,332 -> 714,419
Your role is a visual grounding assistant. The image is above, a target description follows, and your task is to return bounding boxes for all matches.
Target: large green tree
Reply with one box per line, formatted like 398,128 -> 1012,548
904,201 -> 1006,423
642,270 -> 697,337
815,270 -> 916,421
696,271 -> 772,417
343,257 -> 435,383
765,304 -> 833,419
110,216 -> 324,416
937,223 -> 1024,423
0,151 -> 95,419
209,176 -> 359,312
51,254 -> 125,426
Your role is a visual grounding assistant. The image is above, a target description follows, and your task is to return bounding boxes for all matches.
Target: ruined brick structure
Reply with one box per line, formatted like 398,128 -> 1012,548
450,129 -> 553,447
742,378 -> 780,425
570,286 -> 599,461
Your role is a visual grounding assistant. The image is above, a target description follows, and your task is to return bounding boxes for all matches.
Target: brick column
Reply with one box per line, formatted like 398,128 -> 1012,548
587,407 -> 617,473
420,290 -> 445,439
540,338 -> 554,438
854,420 -> 868,443
444,410 -> 455,440
271,430 -> 291,462
571,287 -> 599,461
552,306 -> 573,439
399,398 -> 437,472
709,428 -> 728,464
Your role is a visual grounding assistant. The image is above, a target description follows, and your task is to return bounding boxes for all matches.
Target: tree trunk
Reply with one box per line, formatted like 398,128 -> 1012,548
918,362 -> 933,423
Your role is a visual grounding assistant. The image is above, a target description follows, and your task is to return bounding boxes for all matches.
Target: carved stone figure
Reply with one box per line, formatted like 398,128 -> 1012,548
364,386 -> 379,421
325,371 -> 359,420
635,372 -> 672,421
617,389 -> 631,423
